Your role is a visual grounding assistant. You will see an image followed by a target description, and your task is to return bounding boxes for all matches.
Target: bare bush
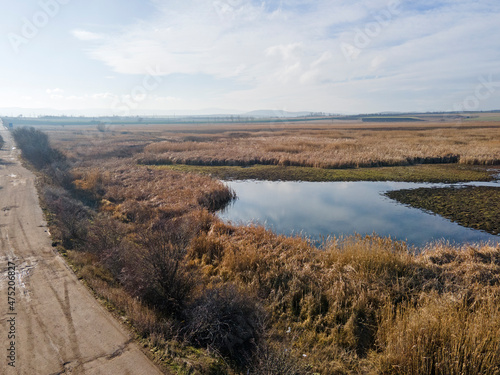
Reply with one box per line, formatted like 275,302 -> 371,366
85,214 -> 129,277
185,284 -> 265,366
12,127 -> 66,169
43,160 -> 73,189
42,186 -> 91,249
122,229 -> 197,317
150,211 -> 211,250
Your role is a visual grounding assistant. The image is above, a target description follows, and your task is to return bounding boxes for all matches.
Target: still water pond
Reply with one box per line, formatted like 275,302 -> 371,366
218,180 -> 500,248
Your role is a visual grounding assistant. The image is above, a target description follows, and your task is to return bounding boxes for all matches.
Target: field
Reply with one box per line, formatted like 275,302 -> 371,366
8,116 -> 500,374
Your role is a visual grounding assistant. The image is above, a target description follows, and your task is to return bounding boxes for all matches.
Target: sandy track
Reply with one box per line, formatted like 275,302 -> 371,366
0,122 -> 164,374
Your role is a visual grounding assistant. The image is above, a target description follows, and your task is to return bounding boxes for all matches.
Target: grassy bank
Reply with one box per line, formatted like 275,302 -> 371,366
387,186 -> 500,235
156,163 -> 494,183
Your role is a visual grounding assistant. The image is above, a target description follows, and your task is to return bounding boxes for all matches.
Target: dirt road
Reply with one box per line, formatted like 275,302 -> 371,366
0,122 -> 164,374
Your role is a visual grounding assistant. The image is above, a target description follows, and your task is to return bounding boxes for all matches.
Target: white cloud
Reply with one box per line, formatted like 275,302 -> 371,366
266,43 -> 303,61
57,1 -> 500,112
46,88 -> 64,95
72,29 -> 103,41
92,92 -> 115,100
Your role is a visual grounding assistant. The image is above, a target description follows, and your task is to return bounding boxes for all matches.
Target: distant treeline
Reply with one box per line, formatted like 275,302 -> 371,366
3,111 -> 496,127
4,115 -> 342,127
362,117 -> 425,122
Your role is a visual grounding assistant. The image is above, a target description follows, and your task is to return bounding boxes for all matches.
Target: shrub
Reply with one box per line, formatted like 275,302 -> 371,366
84,213 -> 129,278
185,284 -> 265,366
121,229 -> 197,317
12,127 -> 65,169
42,186 -> 91,249
11,127 -> 72,190
44,160 -> 73,189
85,214 -> 125,254
150,211 -> 211,249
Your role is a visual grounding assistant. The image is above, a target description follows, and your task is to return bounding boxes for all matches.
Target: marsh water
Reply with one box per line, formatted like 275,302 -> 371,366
218,180 -> 500,248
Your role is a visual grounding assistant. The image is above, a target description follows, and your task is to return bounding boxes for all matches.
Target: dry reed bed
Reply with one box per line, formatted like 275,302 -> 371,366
72,160 -> 235,221
189,224 -> 500,373
139,123 -> 500,168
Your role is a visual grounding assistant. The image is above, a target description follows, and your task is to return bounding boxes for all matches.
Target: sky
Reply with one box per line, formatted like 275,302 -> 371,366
1,0 -> 500,116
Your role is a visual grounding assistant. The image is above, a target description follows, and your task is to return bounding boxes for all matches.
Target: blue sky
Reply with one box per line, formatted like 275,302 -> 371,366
1,0 -> 499,115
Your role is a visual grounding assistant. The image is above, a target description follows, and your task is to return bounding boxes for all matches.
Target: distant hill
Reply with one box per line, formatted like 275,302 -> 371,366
0,107 -> 244,117
242,110 -> 315,118
0,107 -> 321,118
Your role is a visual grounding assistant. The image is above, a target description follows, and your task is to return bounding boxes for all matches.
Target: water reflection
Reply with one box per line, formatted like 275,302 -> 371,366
218,181 -> 500,248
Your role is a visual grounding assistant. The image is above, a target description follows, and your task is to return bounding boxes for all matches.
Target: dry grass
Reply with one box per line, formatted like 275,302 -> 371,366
71,160 -> 235,223
137,121 -> 500,168
375,294 -> 500,375
44,120 -> 500,170
189,224 -> 500,374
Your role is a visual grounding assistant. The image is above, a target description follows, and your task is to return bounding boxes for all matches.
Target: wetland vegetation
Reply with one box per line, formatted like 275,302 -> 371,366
8,116 -> 500,374
138,120 -> 500,169
158,163 -> 493,183
387,185 -> 500,235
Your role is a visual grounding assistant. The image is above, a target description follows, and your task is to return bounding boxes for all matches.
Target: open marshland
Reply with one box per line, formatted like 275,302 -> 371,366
9,117 -> 500,374
136,120 -> 500,169
40,117 -> 500,173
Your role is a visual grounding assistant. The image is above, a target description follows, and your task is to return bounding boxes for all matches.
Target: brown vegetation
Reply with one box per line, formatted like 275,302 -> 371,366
136,121 -> 500,168
190,226 -> 500,374
15,122 -> 500,374
72,161 -> 235,221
